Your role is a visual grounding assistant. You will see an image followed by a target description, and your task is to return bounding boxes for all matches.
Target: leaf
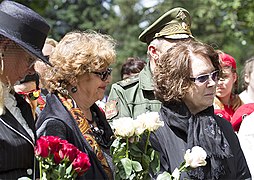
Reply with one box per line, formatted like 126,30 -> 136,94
156,171 -> 172,180
112,148 -> 127,164
111,138 -> 120,149
117,158 -> 133,179
65,164 -> 73,175
58,163 -> 65,177
129,144 -> 143,158
129,143 -> 143,153
141,154 -> 150,171
150,150 -> 160,174
149,148 -> 155,161
131,160 -> 143,172
121,158 -> 133,176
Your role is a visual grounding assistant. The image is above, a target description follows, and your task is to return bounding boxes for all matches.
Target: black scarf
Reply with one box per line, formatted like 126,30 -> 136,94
161,102 -> 233,180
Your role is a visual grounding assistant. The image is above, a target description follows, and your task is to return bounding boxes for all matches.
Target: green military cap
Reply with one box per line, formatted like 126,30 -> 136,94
139,7 -> 193,44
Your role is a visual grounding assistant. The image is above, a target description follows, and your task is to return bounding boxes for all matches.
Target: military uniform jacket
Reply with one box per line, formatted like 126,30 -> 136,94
0,94 -> 35,180
106,63 -> 161,121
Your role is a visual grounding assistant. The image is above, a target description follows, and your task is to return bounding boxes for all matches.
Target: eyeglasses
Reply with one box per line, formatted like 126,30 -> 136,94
190,70 -> 219,84
18,89 -> 41,100
92,68 -> 112,81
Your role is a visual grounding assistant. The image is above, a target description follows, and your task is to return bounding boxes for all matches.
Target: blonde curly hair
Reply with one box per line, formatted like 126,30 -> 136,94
44,30 -> 116,93
154,40 -> 220,103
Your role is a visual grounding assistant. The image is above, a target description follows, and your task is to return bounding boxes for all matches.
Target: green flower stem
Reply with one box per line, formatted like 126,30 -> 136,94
39,161 -> 42,179
144,131 -> 151,154
126,137 -> 129,158
179,163 -> 186,172
70,169 -> 77,179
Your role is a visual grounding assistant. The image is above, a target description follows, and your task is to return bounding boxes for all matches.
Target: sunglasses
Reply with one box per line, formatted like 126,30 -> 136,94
92,68 -> 112,81
190,70 -> 219,84
18,89 -> 41,100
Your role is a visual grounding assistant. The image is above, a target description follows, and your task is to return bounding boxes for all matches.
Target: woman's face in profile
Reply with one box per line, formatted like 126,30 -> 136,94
183,54 -> 218,114
75,68 -> 111,103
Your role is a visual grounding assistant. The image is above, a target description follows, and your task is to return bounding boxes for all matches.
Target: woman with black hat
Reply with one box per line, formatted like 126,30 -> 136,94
0,1 -> 50,179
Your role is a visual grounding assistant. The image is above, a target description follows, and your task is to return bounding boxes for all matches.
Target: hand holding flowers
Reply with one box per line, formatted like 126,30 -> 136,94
110,112 -> 164,180
35,136 -> 91,180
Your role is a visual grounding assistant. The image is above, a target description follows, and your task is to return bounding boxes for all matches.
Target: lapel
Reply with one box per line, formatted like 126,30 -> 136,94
0,93 -> 35,146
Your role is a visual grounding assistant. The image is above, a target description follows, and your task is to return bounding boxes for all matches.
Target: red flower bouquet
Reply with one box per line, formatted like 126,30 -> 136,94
35,136 -> 91,180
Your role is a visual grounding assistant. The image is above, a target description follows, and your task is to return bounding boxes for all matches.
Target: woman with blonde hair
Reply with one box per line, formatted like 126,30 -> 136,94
36,31 -> 116,179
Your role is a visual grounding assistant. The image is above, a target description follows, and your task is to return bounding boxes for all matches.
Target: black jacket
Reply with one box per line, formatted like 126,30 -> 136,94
150,103 -> 251,180
36,93 -> 113,180
0,94 -> 35,179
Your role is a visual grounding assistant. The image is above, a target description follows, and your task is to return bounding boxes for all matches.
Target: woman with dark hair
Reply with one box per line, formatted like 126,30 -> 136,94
150,41 -> 251,179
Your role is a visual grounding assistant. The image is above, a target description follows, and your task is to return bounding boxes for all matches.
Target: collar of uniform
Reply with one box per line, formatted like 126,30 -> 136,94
139,62 -> 154,91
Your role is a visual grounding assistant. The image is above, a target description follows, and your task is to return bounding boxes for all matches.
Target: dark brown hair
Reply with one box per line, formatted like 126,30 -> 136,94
154,40 -> 220,103
121,57 -> 147,79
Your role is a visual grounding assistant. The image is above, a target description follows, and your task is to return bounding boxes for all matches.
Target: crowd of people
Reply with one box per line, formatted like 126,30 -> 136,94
0,0 -> 253,179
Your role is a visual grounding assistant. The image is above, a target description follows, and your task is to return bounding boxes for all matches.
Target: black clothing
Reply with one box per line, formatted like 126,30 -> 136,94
36,93 -> 113,180
150,102 -> 251,180
0,94 -> 35,179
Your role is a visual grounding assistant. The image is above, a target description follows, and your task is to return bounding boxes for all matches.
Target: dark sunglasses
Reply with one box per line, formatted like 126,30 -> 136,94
18,89 -> 41,101
190,70 -> 219,84
92,68 -> 112,81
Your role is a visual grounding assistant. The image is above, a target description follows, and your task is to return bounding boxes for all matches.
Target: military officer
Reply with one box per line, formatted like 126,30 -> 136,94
106,7 -> 194,121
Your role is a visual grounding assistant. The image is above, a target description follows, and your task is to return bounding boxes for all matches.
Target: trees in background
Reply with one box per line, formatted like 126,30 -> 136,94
15,0 -> 254,90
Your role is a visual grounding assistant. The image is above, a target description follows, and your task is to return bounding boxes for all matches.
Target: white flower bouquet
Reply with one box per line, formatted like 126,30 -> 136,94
110,112 -> 164,180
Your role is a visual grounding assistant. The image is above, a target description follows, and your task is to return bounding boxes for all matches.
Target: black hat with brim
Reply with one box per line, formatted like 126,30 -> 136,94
0,0 -> 51,65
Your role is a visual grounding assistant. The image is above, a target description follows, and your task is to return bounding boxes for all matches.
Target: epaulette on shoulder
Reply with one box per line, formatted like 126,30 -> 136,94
116,76 -> 139,87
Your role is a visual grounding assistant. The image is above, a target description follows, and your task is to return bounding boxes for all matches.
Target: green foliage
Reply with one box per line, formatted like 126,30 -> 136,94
19,0 -> 254,88
39,155 -> 77,180
111,136 -> 160,180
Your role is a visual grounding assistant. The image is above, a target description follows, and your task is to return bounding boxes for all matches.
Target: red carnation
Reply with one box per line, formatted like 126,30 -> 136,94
35,136 -> 49,158
72,151 -> 91,176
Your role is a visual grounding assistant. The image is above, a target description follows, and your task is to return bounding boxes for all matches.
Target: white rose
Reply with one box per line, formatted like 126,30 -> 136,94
136,112 -> 164,132
134,118 -> 146,136
112,117 -> 135,137
184,146 -> 207,168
